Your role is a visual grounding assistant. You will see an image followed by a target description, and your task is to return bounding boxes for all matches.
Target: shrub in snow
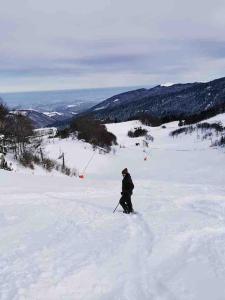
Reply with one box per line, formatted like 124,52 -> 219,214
202,132 -> 213,140
213,136 -> 225,147
219,136 -> 225,146
196,122 -> 224,133
19,151 -> 35,169
128,127 -> 148,138
170,126 -> 195,137
70,117 -> 117,149
56,128 -> 70,139
43,158 -> 55,172
145,134 -> 154,142
18,150 -> 77,176
178,120 -> 185,127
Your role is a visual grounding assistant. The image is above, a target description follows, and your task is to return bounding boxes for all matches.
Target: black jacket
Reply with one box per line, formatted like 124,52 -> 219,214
122,173 -> 134,195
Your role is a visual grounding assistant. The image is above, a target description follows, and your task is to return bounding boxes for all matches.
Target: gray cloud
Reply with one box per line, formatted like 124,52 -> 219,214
1,0 -> 225,91
190,40 -> 225,59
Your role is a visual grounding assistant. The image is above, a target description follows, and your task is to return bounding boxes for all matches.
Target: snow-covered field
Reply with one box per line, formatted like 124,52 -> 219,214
1,118 -> 225,300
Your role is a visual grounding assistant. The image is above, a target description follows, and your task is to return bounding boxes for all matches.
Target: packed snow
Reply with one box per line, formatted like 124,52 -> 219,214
0,118 -> 225,300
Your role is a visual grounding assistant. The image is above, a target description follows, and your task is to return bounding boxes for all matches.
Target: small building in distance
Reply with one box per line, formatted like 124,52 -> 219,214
34,127 -> 58,138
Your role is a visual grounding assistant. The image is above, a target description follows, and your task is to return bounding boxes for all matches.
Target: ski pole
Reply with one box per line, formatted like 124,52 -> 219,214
113,202 -> 120,213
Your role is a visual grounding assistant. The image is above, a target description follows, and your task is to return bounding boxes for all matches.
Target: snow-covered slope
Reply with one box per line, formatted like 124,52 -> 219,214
0,118 -> 225,300
200,112 -> 225,124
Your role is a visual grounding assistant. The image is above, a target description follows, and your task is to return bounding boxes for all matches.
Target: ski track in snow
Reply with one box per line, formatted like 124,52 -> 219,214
1,119 -> 225,300
0,187 -> 155,300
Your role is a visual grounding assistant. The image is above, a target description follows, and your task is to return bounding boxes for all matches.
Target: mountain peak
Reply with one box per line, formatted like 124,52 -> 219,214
160,82 -> 174,87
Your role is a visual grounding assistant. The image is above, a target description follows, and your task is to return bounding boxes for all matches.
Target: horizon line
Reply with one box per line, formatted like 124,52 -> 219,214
0,84 -> 152,95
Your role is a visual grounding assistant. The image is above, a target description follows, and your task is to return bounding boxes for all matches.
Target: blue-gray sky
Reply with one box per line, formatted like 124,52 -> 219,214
1,0 -> 225,92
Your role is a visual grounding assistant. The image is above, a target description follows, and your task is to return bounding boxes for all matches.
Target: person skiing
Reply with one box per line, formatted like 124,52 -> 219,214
119,168 -> 134,214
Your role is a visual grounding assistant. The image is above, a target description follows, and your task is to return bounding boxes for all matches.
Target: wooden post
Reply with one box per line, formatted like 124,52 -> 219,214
40,148 -> 44,162
62,152 -> 65,169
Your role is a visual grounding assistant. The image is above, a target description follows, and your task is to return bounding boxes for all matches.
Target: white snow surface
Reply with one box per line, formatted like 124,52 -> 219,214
43,112 -> 63,117
200,112 -> 225,124
160,82 -> 174,87
67,105 -> 78,108
94,106 -> 106,111
1,119 -> 225,300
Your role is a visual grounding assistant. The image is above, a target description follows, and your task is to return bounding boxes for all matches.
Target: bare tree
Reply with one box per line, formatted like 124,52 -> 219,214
0,102 -> 8,134
5,114 -> 34,157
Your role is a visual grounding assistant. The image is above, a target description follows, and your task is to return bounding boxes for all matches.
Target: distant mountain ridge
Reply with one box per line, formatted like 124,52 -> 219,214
9,110 -> 55,128
1,86 -> 141,128
82,77 -> 225,124
5,77 -> 225,128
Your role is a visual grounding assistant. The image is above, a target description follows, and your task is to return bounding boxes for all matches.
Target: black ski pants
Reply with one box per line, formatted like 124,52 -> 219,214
120,193 -> 133,213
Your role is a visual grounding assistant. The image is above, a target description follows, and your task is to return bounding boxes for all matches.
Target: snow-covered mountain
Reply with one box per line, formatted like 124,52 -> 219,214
1,87 -> 145,128
10,109 -> 57,128
84,77 -> 225,123
0,86 -> 137,116
10,109 -> 78,128
1,114 -> 225,299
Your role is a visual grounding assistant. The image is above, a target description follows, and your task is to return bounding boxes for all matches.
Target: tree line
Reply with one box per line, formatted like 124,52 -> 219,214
57,117 -> 117,151
0,102 -> 34,158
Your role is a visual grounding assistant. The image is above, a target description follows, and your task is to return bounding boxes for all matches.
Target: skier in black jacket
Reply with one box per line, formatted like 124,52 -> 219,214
120,168 -> 134,214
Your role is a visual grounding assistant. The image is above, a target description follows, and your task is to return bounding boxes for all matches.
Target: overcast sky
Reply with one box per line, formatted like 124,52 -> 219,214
1,0 -> 225,92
